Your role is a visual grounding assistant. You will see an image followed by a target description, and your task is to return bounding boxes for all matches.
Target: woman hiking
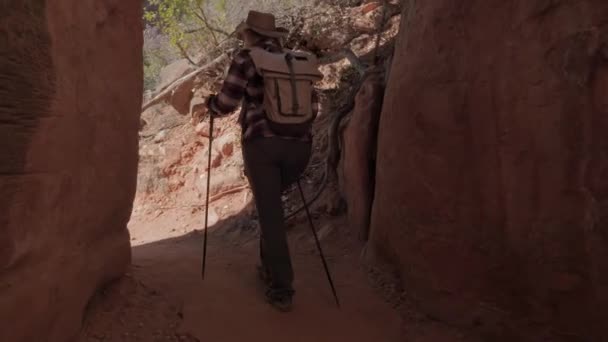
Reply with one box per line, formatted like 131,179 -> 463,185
204,10 -> 323,312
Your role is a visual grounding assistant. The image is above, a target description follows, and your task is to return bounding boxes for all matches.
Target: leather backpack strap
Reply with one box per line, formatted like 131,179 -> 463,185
284,53 -> 299,114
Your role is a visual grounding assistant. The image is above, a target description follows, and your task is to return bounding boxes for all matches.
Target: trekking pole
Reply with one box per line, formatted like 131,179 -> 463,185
296,180 -> 340,307
201,112 -> 215,280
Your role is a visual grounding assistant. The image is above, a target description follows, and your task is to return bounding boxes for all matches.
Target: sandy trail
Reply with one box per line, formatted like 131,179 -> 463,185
79,205 -> 403,342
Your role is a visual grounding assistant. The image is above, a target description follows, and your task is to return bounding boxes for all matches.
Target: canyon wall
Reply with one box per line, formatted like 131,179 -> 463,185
0,1 -> 142,340
370,0 -> 608,339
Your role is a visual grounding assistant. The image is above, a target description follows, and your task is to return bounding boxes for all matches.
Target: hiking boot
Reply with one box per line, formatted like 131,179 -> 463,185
265,288 -> 294,313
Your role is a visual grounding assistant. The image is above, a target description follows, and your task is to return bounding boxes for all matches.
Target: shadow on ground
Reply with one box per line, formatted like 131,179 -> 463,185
79,201 -> 403,342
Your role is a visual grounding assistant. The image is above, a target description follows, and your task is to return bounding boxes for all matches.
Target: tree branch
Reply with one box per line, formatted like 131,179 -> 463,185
191,4 -> 229,45
175,41 -> 197,66
186,25 -> 230,37
198,4 -> 219,44
141,53 -> 230,112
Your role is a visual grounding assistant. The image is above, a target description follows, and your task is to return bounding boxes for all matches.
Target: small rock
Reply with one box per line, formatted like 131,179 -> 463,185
214,132 -> 237,158
154,130 -> 167,143
190,97 -> 207,123
210,149 -> 223,168
195,120 -> 221,138
203,207 -> 220,227
361,1 -> 381,14
195,122 -> 209,136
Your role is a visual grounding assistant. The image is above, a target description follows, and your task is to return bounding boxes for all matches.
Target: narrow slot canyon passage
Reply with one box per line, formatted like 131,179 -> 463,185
2,1 -> 607,341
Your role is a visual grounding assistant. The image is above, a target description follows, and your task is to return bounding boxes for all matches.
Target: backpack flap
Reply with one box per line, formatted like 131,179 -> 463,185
249,47 -> 323,131
249,47 -> 324,81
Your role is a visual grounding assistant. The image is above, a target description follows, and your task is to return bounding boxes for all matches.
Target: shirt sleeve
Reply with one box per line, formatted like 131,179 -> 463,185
209,51 -> 253,117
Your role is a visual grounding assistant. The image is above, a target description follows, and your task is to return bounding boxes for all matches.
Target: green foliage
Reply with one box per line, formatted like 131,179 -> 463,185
141,0 -> 304,90
145,0 -> 195,48
142,0 -> 231,89
143,51 -> 165,90
213,0 -> 227,26
144,0 -> 229,55
215,0 -> 226,14
143,25 -> 180,90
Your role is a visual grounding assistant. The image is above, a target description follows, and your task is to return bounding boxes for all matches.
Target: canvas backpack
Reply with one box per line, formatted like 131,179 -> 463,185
248,46 -> 324,137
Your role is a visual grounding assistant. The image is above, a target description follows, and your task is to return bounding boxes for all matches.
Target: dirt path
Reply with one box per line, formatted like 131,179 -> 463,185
79,203 -> 404,341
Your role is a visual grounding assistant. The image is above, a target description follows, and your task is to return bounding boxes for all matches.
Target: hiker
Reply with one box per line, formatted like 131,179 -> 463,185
203,10 -> 323,312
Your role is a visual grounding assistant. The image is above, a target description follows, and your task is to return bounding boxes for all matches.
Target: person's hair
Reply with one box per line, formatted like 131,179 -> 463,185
242,29 -> 282,48
243,29 -> 264,47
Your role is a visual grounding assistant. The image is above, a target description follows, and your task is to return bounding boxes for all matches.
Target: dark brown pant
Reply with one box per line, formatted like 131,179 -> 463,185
242,137 -> 312,292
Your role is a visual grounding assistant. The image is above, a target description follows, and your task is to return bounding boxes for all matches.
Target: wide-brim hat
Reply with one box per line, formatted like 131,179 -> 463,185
235,10 -> 289,40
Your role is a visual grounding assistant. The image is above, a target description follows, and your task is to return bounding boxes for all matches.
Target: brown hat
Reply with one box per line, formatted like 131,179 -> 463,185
236,11 -> 288,40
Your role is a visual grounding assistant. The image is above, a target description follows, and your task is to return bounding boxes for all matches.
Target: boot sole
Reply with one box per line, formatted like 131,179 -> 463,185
265,296 -> 293,312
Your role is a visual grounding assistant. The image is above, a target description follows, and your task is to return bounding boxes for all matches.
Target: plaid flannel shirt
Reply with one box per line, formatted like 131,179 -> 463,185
209,39 -> 321,142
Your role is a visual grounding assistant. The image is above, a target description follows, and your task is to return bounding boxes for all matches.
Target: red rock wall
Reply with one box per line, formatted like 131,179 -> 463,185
339,70 -> 385,241
0,1 -> 142,341
370,0 -> 608,339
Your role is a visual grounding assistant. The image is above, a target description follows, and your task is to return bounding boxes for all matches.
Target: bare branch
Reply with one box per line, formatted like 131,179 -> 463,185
192,4 -> 230,46
141,53 -> 231,112
175,41 -> 197,66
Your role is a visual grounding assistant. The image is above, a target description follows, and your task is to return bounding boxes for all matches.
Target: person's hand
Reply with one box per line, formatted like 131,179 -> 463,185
190,94 -> 219,126
205,94 -> 217,116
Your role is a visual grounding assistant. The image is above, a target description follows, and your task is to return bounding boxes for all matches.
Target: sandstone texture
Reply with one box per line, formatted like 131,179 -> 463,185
370,1 -> 608,339
339,70 -> 385,241
0,1 -> 142,341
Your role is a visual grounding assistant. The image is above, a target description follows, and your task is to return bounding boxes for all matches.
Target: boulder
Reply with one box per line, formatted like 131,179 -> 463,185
155,58 -> 194,92
369,1 -> 608,339
0,1 -> 141,341
169,78 -> 194,115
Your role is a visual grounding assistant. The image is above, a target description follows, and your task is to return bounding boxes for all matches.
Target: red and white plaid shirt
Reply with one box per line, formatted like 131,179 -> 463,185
209,39 -> 321,142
